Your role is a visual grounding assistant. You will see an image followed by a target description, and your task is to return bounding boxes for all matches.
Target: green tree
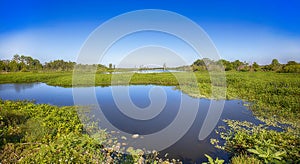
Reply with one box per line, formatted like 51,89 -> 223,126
270,59 -> 281,71
217,59 -> 233,71
44,60 -> 75,71
0,61 -> 5,71
8,60 -> 19,72
287,61 -> 297,65
271,59 -> 280,66
279,61 -> 300,73
232,60 -> 243,71
0,60 -> 10,72
108,63 -> 113,69
192,59 -> 207,71
32,59 -> 43,70
252,62 -> 259,71
13,54 -> 20,63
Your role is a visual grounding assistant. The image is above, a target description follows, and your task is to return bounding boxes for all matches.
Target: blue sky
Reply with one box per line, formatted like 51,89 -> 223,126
0,0 -> 300,66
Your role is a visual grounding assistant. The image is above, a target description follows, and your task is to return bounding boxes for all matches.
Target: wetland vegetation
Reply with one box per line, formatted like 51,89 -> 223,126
0,55 -> 299,163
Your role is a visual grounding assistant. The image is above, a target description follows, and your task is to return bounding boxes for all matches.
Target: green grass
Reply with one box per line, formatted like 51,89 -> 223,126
0,72 -> 72,84
224,72 -> 300,125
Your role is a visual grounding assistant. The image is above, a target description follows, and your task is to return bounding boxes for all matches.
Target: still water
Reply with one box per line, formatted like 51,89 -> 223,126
0,83 -> 262,163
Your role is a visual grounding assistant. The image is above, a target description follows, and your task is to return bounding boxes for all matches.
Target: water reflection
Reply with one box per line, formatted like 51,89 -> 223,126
0,83 -> 36,93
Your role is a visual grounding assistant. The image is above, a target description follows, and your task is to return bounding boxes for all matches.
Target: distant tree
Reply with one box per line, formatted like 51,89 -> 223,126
271,59 -> 280,66
269,59 -> 281,71
8,60 -> 19,72
163,63 -> 166,70
279,61 -> 300,73
192,59 -> 207,71
0,60 -> 10,72
0,61 -> 5,71
287,61 -> 297,65
20,55 -> 26,63
13,54 -> 20,63
193,59 -> 206,66
109,63 -> 113,69
217,59 -> 233,71
44,60 -> 75,71
32,59 -> 43,70
203,58 -> 215,66
232,60 -> 244,71
238,61 -> 250,72
252,62 -> 259,71
96,64 -> 107,72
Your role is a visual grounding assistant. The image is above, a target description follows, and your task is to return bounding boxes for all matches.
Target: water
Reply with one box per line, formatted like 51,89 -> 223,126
104,69 -> 185,74
0,83 -> 262,163
132,69 -> 183,74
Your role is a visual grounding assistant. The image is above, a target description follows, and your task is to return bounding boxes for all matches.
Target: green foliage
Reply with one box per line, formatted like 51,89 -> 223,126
44,60 -> 75,71
214,120 -> 300,163
0,100 -> 92,162
0,54 -> 43,72
0,100 -> 175,163
271,59 -> 280,66
278,61 -> 300,73
252,62 -> 260,71
247,147 -> 285,163
202,154 -> 224,164
192,59 -> 207,71
192,59 -> 251,72
2,55 -> 299,74
225,72 -> 300,125
0,55 -> 109,73
21,133 -> 105,163
230,154 -> 261,164
191,58 -> 299,73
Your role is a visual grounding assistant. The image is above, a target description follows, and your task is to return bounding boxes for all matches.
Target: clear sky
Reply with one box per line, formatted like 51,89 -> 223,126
1,0 -> 300,66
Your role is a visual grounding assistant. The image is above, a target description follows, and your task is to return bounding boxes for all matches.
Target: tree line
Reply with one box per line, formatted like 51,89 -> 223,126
191,58 -> 300,73
0,54 -> 107,72
0,54 -> 299,73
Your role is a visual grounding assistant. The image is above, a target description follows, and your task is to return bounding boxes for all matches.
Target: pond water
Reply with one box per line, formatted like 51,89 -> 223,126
0,83 -> 262,163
